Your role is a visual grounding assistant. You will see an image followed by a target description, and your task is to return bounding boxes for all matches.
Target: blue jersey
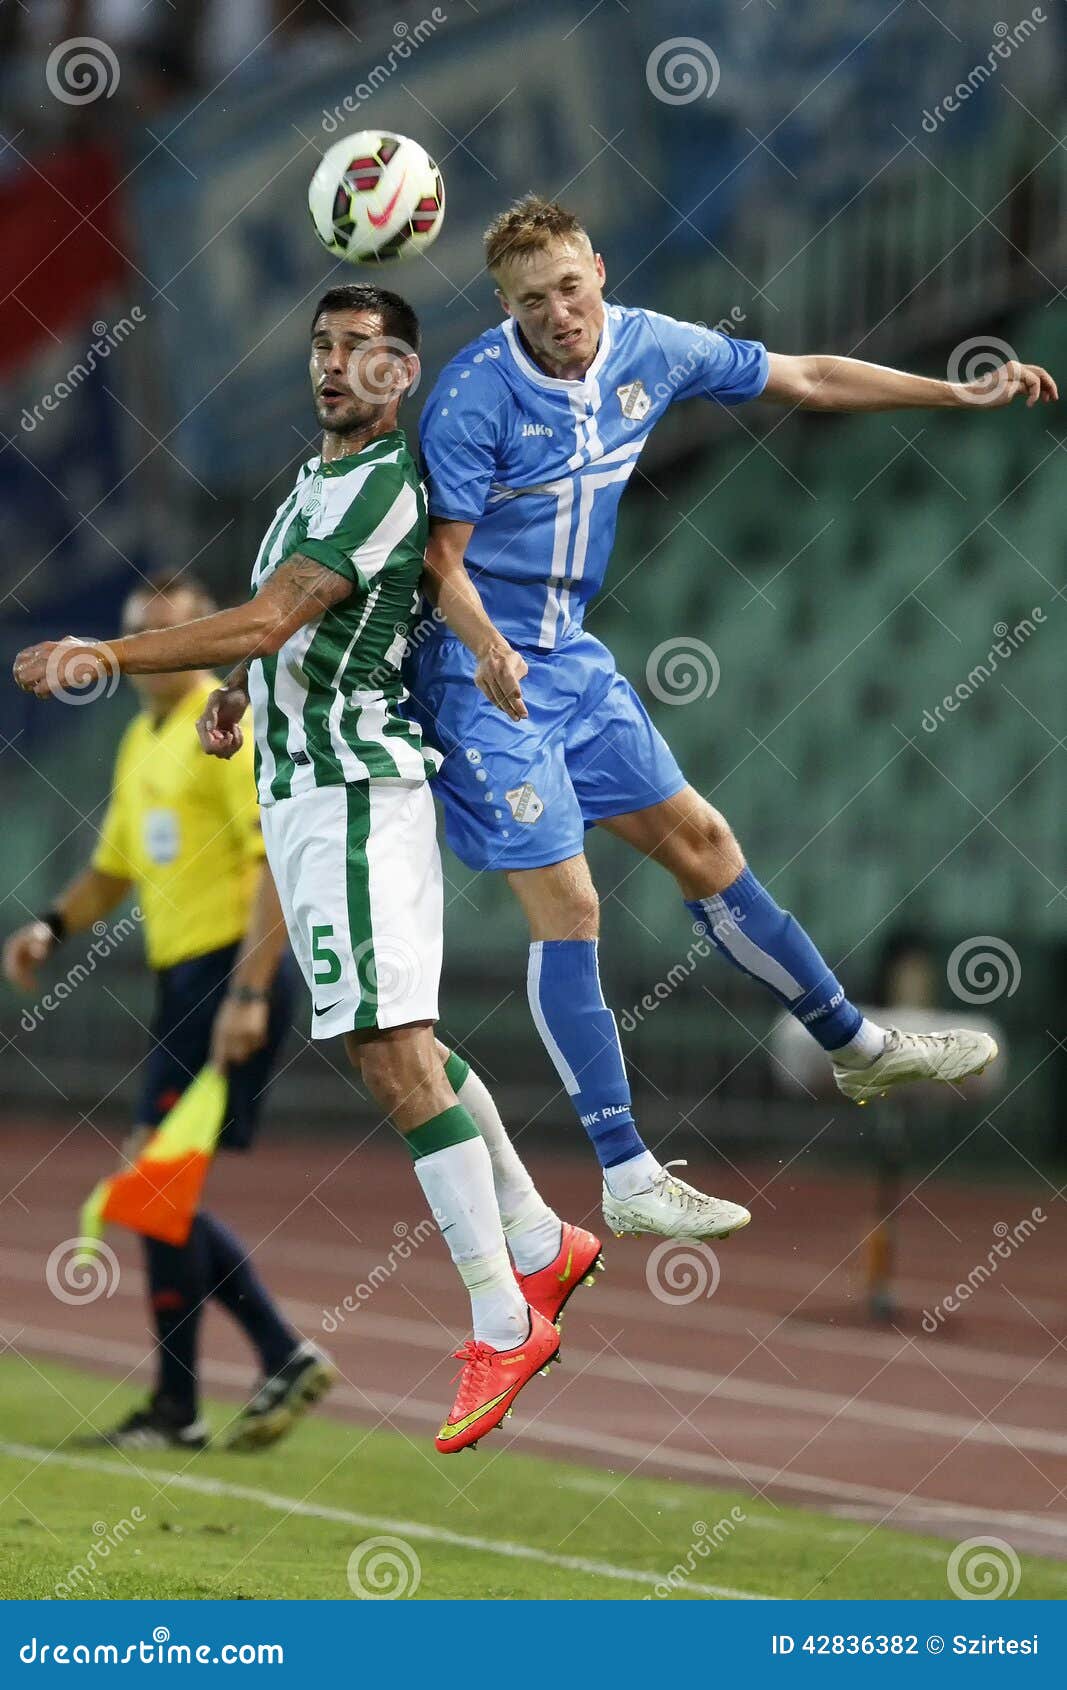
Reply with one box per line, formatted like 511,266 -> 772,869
418,304 -> 768,650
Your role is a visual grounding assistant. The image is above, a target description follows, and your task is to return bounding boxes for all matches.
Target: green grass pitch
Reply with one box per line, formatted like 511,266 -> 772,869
1,1357 -> 1065,1601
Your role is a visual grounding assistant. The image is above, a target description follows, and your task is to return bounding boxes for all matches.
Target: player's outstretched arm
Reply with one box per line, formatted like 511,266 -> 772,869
761,351 -> 1057,413
423,517 -> 528,721
12,555 -> 352,702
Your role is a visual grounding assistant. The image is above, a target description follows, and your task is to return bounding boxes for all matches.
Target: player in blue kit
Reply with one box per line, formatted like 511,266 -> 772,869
407,196 -> 1056,1243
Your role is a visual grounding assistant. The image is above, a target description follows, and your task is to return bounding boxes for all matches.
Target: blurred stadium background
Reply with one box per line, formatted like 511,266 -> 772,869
2,0 -> 1064,1166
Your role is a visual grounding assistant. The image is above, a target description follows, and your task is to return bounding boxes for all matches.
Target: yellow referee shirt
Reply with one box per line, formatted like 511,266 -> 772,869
92,680 -> 264,971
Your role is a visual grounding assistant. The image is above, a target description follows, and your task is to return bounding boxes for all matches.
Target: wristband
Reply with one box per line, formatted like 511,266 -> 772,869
227,985 -> 269,1005
38,909 -> 67,945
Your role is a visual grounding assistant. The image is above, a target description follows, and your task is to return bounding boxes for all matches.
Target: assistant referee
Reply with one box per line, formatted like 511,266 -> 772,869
4,570 -> 333,1451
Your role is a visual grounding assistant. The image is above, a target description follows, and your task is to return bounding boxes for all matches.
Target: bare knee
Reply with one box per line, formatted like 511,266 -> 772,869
355,1036 -> 409,1111
670,806 -> 745,899
348,1023 -> 450,1131
507,855 -> 599,941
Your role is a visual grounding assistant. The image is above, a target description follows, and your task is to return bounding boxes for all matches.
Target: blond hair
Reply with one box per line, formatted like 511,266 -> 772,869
483,194 -> 591,277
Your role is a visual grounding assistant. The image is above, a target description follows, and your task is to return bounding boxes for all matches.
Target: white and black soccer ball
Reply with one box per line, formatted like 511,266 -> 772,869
308,131 -> 445,265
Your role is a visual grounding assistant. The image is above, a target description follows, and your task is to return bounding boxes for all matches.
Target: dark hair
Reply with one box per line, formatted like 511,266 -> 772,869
311,285 -> 420,354
124,569 -> 216,617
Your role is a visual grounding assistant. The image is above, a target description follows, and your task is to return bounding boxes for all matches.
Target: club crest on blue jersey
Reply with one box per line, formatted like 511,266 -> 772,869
417,305 -> 769,649
616,379 -> 651,422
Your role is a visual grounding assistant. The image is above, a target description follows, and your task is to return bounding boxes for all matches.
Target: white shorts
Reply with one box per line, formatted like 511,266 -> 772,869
261,780 -> 442,1040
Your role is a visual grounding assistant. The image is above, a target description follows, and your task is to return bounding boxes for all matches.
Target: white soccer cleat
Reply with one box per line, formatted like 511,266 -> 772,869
832,1026 -> 998,1105
602,1162 -> 751,1241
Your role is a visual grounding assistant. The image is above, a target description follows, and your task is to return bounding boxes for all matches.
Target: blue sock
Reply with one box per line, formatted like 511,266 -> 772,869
199,1211 -> 299,1378
687,867 -> 863,1051
527,940 -> 647,1168
143,1225 -> 210,1418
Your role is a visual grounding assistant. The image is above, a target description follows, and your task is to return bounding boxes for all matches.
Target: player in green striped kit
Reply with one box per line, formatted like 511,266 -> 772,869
14,286 -> 602,1453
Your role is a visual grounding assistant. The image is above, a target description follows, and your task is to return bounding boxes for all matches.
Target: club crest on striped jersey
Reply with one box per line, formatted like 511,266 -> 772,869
505,783 -> 544,824
302,473 -> 325,518
616,379 -> 651,421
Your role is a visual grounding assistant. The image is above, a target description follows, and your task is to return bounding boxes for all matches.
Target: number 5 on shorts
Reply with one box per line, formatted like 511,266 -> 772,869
311,923 -> 342,985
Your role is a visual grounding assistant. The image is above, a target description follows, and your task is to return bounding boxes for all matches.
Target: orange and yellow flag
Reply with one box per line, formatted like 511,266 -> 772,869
78,1067 -> 228,1251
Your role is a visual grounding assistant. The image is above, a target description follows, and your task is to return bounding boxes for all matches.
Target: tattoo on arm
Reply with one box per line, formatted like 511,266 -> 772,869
260,553 -> 353,625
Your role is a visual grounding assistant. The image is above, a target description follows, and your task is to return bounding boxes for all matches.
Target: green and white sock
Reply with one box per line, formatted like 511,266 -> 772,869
408,1105 -> 529,1349
443,1052 -> 562,1274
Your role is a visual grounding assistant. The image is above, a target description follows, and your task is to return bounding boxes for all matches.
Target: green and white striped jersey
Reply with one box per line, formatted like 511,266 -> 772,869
247,429 -> 441,804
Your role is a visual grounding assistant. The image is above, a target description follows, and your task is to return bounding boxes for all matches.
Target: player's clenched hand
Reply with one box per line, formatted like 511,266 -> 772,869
475,641 -> 528,722
959,361 -> 1058,408
12,637 -> 115,700
197,685 -> 249,758
2,922 -> 54,992
210,995 -> 269,1068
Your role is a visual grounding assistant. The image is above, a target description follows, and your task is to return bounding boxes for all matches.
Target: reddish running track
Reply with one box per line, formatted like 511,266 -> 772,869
1,1121 -> 1065,1559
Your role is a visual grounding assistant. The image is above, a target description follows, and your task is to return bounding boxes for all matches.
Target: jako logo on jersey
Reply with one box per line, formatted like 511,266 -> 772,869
521,423 -> 554,437
505,784 -> 544,824
616,379 -> 651,421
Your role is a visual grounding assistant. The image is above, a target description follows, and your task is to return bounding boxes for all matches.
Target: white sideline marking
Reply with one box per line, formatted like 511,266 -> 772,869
0,1441 -> 767,1601
554,1476 -> 948,1560
5,1322 -> 1067,1548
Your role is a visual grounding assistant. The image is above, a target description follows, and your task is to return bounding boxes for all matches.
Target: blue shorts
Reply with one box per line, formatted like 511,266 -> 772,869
137,943 -> 297,1149
405,627 -> 686,872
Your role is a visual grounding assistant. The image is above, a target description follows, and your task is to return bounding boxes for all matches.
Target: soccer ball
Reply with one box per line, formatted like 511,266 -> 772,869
308,131 -> 445,265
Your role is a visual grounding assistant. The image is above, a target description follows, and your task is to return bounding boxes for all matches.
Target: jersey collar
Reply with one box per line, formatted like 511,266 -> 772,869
500,311 -> 613,395
314,427 -> 405,476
